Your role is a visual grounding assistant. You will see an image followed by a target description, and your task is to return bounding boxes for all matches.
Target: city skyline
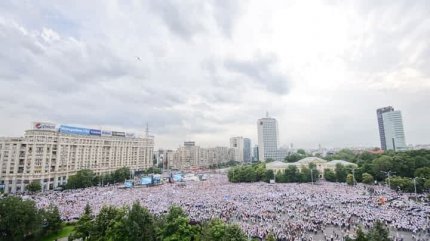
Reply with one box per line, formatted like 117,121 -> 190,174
1,1 -> 430,149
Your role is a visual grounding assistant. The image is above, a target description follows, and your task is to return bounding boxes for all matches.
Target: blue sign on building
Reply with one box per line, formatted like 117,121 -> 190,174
59,125 -> 91,136
89,129 -> 101,136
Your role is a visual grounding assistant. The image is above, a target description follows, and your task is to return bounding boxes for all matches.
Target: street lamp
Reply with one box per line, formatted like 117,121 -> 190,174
310,169 -> 315,185
381,171 -> 396,189
413,177 -> 425,202
347,167 -> 358,186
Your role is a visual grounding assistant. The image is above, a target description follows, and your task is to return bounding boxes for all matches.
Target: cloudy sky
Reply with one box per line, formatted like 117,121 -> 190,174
1,0 -> 429,149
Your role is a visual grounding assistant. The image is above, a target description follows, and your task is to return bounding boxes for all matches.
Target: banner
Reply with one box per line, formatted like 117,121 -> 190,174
89,129 -> 101,136
59,125 -> 90,135
112,131 -> 126,137
101,130 -> 112,136
140,177 -> 152,185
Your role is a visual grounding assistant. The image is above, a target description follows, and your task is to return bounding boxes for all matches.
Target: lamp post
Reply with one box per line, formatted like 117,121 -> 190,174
413,177 -> 425,202
381,171 -> 396,189
310,169 -> 314,185
347,167 -> 358,186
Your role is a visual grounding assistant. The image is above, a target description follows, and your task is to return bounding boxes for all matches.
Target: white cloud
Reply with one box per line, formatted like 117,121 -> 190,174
0,0 -> 429,149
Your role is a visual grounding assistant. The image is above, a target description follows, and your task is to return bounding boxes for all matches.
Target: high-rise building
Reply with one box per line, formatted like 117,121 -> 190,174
243,138 -> 251,163
170,143 -> 234,169
377,106 -> 407,151
0,122 -> 154,193
230,137 -> 244,162
229,137 -> 251,163
257,113 -> 279,161
253,145 -> 259,162
377,106 -> 394,150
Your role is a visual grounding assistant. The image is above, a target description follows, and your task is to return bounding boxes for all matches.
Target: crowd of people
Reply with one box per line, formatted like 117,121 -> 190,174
26,174 -> 430,241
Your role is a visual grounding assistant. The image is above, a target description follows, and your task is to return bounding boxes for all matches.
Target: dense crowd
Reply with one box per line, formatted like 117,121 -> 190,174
26,174 -> 430,241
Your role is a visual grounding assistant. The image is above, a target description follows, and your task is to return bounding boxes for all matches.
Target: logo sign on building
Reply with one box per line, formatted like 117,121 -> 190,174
89,129 -> 101,136
59,125 -> 90,136
33,122 -> 56,131
101,130 -> 112,136
112,131 -> 126,137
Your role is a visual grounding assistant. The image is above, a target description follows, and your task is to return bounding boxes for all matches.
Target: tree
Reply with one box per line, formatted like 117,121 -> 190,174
201,219 -> 247,241
362,173 -> 374,185
91,206 -> 125,240
112,167 -> 131,183
324,169 -> 336,182
414,167 -> 430,179
424,179 -> 430,192
346,174 -> 354,185
26,181 -> 42,192
264,169 -> 274,183
223,224 -> 247,241
66,169 -> 96,189
297,149 -> 306,156
389,176 -> 415,193
327,149 -> 356,162
70,203 -> 94,241
285,153 -> 303,163
40,204 -> 62,235
201,219 -> 227,241
284,165 -> 300,182
300,166 -> 311,183
266,233 -> 276,241
160,206 -> 199,241
372,156 -> 394,180
335,164 -> 347,182
0,196 -> 42,241
119,202 -> 156,241
346,227 -> 368,241
366,221 -> 390,241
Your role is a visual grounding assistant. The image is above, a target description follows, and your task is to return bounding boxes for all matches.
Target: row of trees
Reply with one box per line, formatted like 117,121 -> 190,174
69,203 -> 248,241
227,163 -> 272,183
66,166 -> 165,190
274,164 -> 320,183
66,167 -> 131,189
227,163 -> 321,184
325,149 -> 430,180
0,196 -> 62,241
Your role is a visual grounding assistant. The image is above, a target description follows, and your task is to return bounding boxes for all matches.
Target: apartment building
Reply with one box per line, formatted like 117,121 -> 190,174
0,122 -> 154,193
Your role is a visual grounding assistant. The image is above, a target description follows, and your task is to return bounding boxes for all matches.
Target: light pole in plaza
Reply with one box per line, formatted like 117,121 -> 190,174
381,170 -> 395,188
347,167 -> 358,186
413,177 -> 425,201
310,169 -> 315,185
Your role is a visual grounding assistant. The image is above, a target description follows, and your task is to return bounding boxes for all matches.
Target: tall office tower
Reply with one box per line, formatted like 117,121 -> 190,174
253,145 -> 259,162
243,138 -> 251,163
377,106 -> 394,150
377,106 -> 407,151
257,113 -> 279,161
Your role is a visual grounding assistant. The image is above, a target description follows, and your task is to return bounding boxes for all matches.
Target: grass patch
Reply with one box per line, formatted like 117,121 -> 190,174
41,224 -> 75,241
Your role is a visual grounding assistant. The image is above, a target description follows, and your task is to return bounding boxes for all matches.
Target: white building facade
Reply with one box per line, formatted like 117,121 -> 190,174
170,142 -> 235,169
0,122 -> 154,193
257,114 -> 280,161
230,137 -> 244,162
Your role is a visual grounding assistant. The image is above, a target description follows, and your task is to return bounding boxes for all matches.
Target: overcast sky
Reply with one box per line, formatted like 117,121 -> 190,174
1,0 -> 429,149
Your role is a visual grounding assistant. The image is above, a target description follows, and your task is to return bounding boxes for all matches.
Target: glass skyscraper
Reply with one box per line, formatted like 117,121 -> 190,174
377,106 -> 407,151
